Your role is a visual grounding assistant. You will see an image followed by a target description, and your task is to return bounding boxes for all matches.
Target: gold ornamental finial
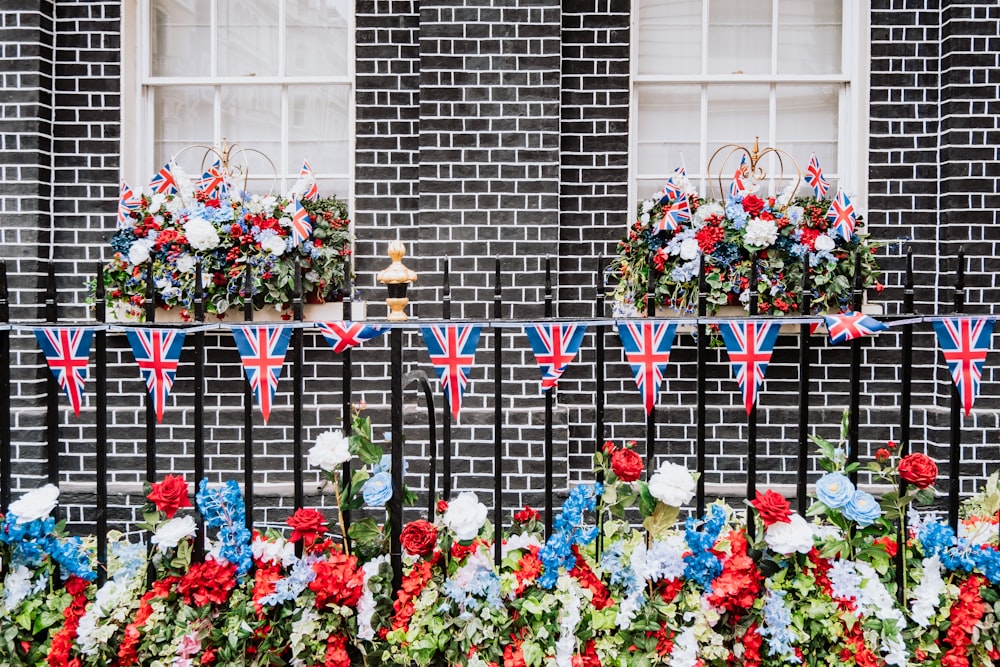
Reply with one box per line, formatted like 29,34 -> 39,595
376,241 -> 417,320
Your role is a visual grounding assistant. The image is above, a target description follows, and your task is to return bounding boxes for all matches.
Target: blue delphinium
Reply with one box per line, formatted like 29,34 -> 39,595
683,504 -> 726,592
537,482 -> 603,589
758,586 -> 800,663
196,479 -> 253,578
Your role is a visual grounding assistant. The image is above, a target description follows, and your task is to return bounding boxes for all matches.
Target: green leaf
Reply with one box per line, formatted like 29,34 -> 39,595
348,517 -> 382,544
637,482 -> 657,517
642,501 -> 679,539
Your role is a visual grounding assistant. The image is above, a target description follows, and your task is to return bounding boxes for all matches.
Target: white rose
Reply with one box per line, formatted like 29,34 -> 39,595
647,461 -> 696,507
743,218 -> 778,248
307,430 -> 352,472
443,491 -> 488,541
151,515 -> 198,551
814,234 -> 836,252
149,193 -> 167,212
764,513 -> 814,555
183,216 -> 220,252
261,235 -> 287,256
175,255 -> 196,274
679,238 -> 700,261
127,240 -> 152,265
8,484 -> 60,524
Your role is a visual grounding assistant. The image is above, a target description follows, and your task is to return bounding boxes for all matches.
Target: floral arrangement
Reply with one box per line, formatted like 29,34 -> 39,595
94,163 -> 353,321
2,419 -> 1000,666
608,166 -> 883,317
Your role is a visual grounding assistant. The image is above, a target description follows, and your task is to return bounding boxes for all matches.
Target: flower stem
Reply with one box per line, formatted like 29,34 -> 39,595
331,470 -> 350,556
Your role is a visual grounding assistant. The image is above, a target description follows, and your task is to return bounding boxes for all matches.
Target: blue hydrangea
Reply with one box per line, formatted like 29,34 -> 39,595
442,558 -> 502,617
683,504 -> 725,592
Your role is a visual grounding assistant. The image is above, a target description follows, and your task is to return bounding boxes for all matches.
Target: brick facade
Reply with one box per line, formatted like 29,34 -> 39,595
0,1 -> 998,528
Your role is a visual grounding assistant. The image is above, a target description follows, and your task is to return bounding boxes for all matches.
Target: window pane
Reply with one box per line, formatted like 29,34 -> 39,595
218,0 -> 279,77
706,84 -> 769,149
707,0 -> 771,75
153,86 -> 215,166
220,87 -> 281,181
288,87 -> 351,176
636,85 -> 701,177
775,84 -> 839,189
636,0 -> 702,75
286,0 -> 351,76
777,0 -> 842,75
150,0 -> 210,77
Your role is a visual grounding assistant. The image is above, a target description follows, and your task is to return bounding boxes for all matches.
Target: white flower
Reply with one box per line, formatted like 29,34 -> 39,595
151,515 -> 198,551
641,198 -> 655,215
668,626 -> 699,667
640,212 -> 650,225
261,235 -> 287,256
175,255 -> 196,274
127,239 -> 153,265
959,517 -> 995,546
679,238 -> 700,261
647,461 -> 696,507
8,484 -> 59,524
279,215 -> 293,229
3,565 -> 34,611
149,193 -> 167,212
252,534 -> 297,567
183,216 -> 220,252
357,555 -> 390,641
443,491 -> 488,541
764,513 -> 814,554
501,532 -> 542,558
909,555 -> 944,627
743,218 -> 778,248
814,233 -> 836,252
307,430 -> 352,472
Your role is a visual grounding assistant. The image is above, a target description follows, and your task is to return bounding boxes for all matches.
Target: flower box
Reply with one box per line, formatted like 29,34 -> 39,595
652,300 -> 883,336
105,299 -> 368,324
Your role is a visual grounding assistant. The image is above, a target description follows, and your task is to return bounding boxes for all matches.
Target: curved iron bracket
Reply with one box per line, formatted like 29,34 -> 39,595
404,370 -> 439,520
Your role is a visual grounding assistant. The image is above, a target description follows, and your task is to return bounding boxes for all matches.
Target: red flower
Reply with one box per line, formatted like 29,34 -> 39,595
513,506 -> 541,524
146,475 -> 191,519
178,558 -> 238,606
400,519 -> 438,557
324,634 -> 351,667
875,448 -> 890,463
287,508 -> 328,547
503,642 -> 526,667
392,555 -> 439,631
898,453 -> 938,489
514,547 -> 542,594
874,536 -> 898,557
750,490 -> 792,527
569,546 -> 612,610
437,499 -> 449,514
742,194 -> 766,217
611,447 -> 643,482
310,550 -> 365,609
602,440 -> 616,455
707,530 -> 761,613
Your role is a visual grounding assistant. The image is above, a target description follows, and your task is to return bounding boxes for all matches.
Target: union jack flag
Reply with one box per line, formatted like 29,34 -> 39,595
616,321 -> 678,414
231,326 -> 293,424
118,179 -> 141,228
125,329 -> 186,423
317,321 -> 386,354
34,327 -> 93,417
824,310 -> 888,345
197,159 -> 227,197
300,159 -> 319,202
826,189 -> 857,241
290,198 -> 313,247
653,194 -> 691,234
525,323 -> 587,391
804,153 -> 830,199
659,181 -> 683,204
730,154 -> 749,199
421,324 -> 482,422
718,321 -> 782,414
933,317 -> 995,417
149,161 -> 179,195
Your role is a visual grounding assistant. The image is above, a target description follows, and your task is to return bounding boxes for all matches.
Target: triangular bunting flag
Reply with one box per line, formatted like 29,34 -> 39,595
125,329 -> 186,423
719,321 -> 782,414
34,328 -> 93,417
933,317 -> 994,417
231,326 -> 293,424
616,321 -> 678,414
525,323 -> 587,391
824,310 -> 888,345
421,324 -> 482,422
826,189 -> 857,241
317,321 -> 386,354
300,159 -> 319,202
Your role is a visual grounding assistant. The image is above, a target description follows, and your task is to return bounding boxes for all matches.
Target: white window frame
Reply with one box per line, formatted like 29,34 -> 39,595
629,0 -> 869,212
120,0 -> 355,204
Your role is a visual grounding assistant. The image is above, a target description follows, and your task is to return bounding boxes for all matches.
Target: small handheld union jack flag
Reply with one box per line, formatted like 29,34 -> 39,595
300,159 -> 319,202
718,321 -> 782,414
824,310 -> 888,345
125,329 -> 186,423
617,321 -> 678,414
197,159 -> 227,198
149,161 -> 179,195
804,153 -> 830,199
730,154 -> 749,199
421,324 -> 482,422
290,198 -> 313,247
826,189 -> 857,241
525,323 -> 587,391
118,180 -> 141,228
34,327 -> 93,417
653,192 -> 691,234
317,321 -> 386,354
231,326 -> 293,424
933,317 -> 995,417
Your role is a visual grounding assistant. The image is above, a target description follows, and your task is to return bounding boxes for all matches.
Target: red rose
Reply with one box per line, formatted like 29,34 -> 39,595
400,520 -> 438,557
898,453 -> 938,489
742,194 -> 766,217
437,499 -> 449,514
146,475 -> 191,519
875,448 -> 890,463
611,447 -> 644,482
602,440 -> 616,455
750,490 -> 792,527
287,508 -> 328,546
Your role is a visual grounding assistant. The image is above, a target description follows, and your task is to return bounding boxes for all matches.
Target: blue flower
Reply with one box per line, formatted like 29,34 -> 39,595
683,504 -> 726,592
842,490 -> 881,526
758,587 -> 800,662
196,479 -> 253,578
815,472 -> 855,509
362,471 -> 393,507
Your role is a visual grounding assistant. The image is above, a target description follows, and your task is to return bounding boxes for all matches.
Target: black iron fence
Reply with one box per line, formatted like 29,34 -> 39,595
0,249 -> 994,587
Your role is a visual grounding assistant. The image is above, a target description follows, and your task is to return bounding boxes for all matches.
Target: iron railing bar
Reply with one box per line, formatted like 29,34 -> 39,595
544,256 -> 554,538
949,249 -> 965,530
493,257 -> 503,565
403,370 -> 437,521
796,254 -> 811,515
